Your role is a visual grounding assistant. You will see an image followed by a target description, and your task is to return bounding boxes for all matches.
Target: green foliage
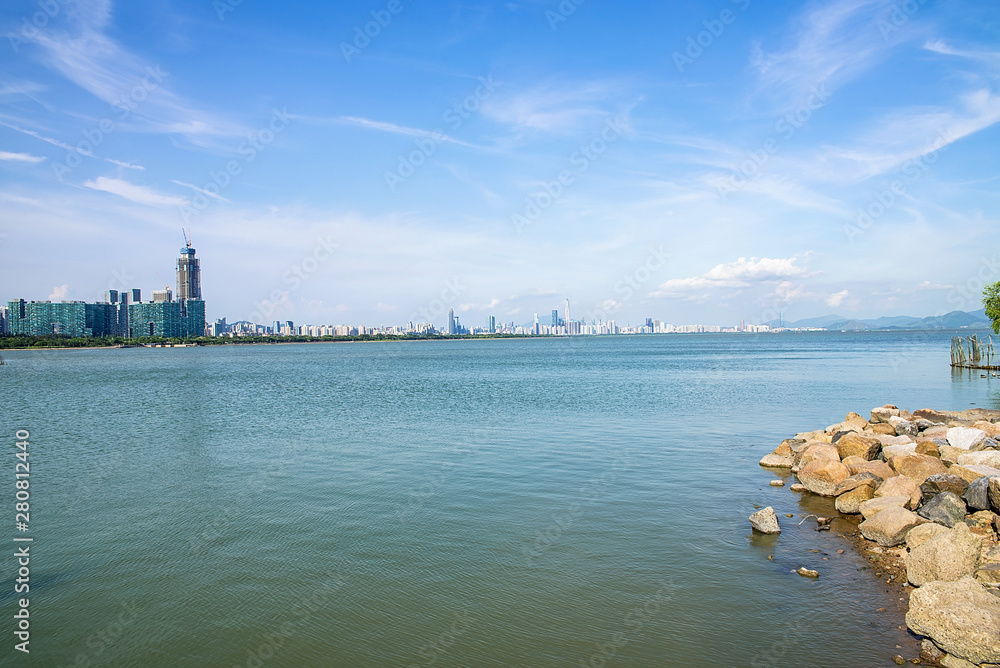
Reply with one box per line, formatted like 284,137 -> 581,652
985,281 -> 1000,334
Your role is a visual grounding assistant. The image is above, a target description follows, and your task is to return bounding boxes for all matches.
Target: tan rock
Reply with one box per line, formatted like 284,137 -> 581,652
859,505 -> 925,546
890,453 -> 949,483
794,429 -> 831,443
872,422 -> 897,435
871,405 -> 901,424
860,495 -> 910,520
846,458 -> 894,480
797,443 -> 840,468
957,450 -> 1000,469
883,442 -> 918,459
845,411 -> 869,430
949,464 -> 1000,484
915,439 -> 941,457
976,563 -> 1000,585
836,433 -> 882,461
772,441 -> 794,458
906,577 -> 1000,665
797,458 -> 851,496
836,485 -> 874,514
906,523 -> 982,586
905,522 -> 950,550
973,420 -> 1000,438
759,454 -> 793,468
875,475 -> 922,509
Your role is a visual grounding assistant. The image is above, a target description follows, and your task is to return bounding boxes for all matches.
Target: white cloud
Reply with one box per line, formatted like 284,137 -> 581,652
826,289 -> 849,307
480,81 -> 627,134
83,176 -> 187,207
317,115 -> 480,149
171,180 -> 231,203
651,255 -> 810,298
0,151 -> 45,163
48,284 -> 71,301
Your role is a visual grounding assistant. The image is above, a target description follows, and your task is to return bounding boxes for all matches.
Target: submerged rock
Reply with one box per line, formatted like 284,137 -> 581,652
906,576 -> 1000,665
796,566 -> 819,578
905,523 -> 981,586
749,506 -> 780,534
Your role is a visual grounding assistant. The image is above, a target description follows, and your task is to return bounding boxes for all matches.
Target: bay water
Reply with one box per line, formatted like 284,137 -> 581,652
1,331 -> 995,667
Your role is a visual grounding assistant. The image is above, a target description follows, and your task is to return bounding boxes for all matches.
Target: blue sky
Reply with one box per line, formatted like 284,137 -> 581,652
1,0 -> 999,328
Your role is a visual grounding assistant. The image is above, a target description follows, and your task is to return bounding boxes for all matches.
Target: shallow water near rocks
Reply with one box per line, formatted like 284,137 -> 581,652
2,330 -> 995,666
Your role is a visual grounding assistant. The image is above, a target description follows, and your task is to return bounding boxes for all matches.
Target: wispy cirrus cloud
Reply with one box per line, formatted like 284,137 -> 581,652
171,179 -> 231,203
0,119 -> 144,169
479,81 -> 628,134
303,115 -> 482,149
0,151 -> 45,163
83,176 -> 187,207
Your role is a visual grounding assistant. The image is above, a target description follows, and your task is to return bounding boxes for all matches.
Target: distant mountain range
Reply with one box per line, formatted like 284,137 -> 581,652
766,309 -> 993,331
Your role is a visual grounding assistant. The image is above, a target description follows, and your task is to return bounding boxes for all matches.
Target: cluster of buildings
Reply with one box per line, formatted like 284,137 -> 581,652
1,239 -> 206,339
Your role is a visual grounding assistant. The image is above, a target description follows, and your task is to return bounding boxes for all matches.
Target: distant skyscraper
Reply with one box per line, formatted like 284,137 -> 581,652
176,232 -> 201,301
551,309 -> 559,327
448,308 -> 456,335
487,315 -> 496,333
564,299 -> 570,327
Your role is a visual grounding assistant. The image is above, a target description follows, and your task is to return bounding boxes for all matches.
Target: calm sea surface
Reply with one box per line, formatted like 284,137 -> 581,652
1,331 -> 996,667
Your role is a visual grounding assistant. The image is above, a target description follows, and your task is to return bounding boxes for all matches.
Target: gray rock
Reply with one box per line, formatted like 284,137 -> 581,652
906,523 -> 982,586
891,416 -> 920,436
917,491 -> 968,528
921,474 -> 970,502
860,505 -> 925,546
964,476 -> 992,511
947,427 -> 987,450
749,506 -> 780,534
906,576 -> 1000,665
972,436 -> 1000,452
835,485 -> 874,514
905,522 -> 950,550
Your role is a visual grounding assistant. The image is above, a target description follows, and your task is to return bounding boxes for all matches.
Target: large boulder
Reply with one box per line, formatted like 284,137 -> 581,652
877,434 -> 917,446
836,433 -> 882,461
991,477 -> 1000,513
871,422 -> 898,436
906,576 -> 1000,665
794,430 -> 831,443
906,523 -> 981,585
962,476 -> 991,511
890,454 -> 949,483
913,408 -> 951,423
915,439 -> 942,457
796,443 -> 840,468
972,420 -> 1000,438
948,464 -> 1000,484
797,458 -> 850,496
860,495 -> 911,520
871,405 -> 901,424
916,491 -> 968,528
875,476 -> 922,509
845,458 -> 895,480
947,427 -> 987,450
905,522 -> 950,550
859,505 -> 925,546
835,485 -> 874,514
749,506 -> 780,534
921,474 -> 970,502
957,450 -> 1000,468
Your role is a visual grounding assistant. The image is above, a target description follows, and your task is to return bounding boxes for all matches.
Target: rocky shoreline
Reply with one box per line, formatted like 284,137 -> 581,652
755,405 -> 1000,667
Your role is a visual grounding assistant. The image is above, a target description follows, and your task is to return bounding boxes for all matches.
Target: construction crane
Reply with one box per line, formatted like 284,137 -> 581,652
156,272 -> 170,291
182,228 -> 192,249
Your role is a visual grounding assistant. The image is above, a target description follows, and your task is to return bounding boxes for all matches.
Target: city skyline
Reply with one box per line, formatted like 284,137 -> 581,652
1,1 -> 999,327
